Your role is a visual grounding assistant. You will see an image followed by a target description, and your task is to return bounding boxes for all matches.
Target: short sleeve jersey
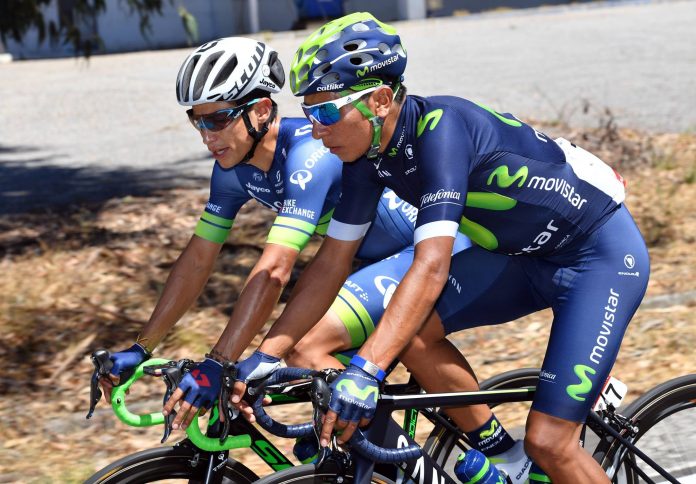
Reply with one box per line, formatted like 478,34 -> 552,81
194,118 -> 417,258
195,118 -> 342,251
328,96 -> 626,256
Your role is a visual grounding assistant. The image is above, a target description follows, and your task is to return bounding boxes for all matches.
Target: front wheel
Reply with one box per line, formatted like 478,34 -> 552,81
254,464 -> 395,483
84,441 -> 259,484
596,374 -> 696,484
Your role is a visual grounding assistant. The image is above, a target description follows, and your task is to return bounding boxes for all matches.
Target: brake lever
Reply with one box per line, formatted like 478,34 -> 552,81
218,361 -> 238,443
86,349 -> 114,419
150,359 -> 194,443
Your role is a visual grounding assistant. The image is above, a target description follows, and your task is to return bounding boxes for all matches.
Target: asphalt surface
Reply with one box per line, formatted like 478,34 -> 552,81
1,0 -> 694,213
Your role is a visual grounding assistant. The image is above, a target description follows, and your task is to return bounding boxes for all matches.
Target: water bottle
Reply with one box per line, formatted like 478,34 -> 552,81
293,435 -> 319,464
454,449 -> 505,484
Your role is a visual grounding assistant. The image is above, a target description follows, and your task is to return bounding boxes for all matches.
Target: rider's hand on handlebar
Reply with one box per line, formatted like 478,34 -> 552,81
162,358 -> 222,430
230,350 -> 281,422
320,365 -> 379,447
98,343 -> 149,403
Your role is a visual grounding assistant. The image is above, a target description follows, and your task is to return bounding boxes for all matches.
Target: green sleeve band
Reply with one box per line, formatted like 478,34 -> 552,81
266,216 -> 317,252
194,211 -> 234,244
315,209 -> 334,236
329,287 -> 375,348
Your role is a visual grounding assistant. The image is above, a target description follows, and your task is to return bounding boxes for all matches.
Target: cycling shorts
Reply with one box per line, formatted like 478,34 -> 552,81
331,233 -> 472,364
434,205 -> 649,422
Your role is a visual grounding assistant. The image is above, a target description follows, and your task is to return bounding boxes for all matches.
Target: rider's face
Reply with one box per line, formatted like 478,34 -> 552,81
303,92 -> 373,163
189,101 -> 253,169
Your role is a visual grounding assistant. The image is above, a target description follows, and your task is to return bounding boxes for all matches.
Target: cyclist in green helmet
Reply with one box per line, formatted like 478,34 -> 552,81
233,12 -> 649,484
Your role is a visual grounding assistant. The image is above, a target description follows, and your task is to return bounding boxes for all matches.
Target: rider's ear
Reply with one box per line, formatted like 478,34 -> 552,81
372,87 -> 394,118
253,97 -> 273,124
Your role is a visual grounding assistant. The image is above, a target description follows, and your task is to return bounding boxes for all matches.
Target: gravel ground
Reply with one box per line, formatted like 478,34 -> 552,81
0,0 -> 694,213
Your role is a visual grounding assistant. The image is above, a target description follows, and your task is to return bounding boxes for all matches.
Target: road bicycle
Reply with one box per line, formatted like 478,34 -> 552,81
248,367 -> 696,484
85,349 -> 696,483
84,351 -> 544,483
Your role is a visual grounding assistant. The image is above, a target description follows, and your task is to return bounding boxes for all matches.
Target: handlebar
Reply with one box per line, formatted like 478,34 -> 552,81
88,351 -> 251,452
250,367 -> 422,464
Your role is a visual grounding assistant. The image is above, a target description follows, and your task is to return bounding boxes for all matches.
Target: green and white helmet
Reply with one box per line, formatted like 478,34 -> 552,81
289,12 -> 407,96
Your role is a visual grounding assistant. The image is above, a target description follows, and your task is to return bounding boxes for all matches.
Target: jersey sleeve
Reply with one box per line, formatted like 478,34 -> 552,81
327,160 -> 383,241
413,108 -> 474,245
194,163 -> 250,244
266,140 -> 342,251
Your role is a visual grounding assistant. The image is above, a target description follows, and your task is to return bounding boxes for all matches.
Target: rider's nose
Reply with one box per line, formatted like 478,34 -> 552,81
201,129 -> 217,143
312,122 -> 329,140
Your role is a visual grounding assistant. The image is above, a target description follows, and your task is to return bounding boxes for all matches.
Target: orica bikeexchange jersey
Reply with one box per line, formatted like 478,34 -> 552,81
328,96 -> 626,256
194,118 -> 416,260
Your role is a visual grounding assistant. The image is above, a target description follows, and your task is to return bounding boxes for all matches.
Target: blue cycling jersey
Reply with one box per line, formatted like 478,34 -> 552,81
324,95 -> 648,422
328,96 -> 626,256
194,117 -> 415,261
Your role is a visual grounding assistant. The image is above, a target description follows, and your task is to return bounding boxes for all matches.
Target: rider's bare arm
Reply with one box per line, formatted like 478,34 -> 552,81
258,236 -> 362,358
211,242 -> 300,362
136,235 -> 222,352
359,236 -> 455,371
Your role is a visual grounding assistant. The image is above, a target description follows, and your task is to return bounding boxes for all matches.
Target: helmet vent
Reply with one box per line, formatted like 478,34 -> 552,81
377,42 -> 391,54
210,54 -> 237,90
320,73 -> 340,85
305,45 -> 319,57
299,63 -> 310,81
326,32 -> 341,43
352,22 -> 369,32
343,39 -> 367,51
394,44 -> 406,57
315,49 -> 328,62
195,51 -> 223,99
268,51 -> 285,88
313,63 -> 331,78
181,54 -> 200,103
349,52 -> 373,66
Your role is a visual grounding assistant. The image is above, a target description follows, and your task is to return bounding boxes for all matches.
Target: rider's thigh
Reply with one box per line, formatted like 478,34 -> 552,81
532,205 -> 650,422
435,246 -> 548,333
287,310 -> 353,368
330,245 -> 415,351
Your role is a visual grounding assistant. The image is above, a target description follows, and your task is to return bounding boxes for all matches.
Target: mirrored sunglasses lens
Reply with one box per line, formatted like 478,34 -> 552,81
305,103 -> 341,126
191,112 -> 232,132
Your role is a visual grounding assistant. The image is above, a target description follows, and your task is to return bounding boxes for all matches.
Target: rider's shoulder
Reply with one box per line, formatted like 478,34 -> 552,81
405,94 -> 484,129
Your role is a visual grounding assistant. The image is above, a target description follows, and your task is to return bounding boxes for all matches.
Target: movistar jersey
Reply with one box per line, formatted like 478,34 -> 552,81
195,117 -> 415,261
328,96 -> 626,256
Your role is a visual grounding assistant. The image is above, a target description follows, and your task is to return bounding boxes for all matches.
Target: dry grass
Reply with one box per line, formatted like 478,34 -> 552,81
0,122 -> 694,482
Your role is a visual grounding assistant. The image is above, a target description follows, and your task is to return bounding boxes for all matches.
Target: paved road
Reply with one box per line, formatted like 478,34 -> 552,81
1,0 -> 694,213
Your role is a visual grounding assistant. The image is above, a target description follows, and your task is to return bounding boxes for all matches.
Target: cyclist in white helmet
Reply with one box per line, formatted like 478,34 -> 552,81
98,36 -> 469,435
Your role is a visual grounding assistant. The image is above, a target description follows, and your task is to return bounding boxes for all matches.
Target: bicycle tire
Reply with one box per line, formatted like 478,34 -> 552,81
595,373 -> 696,484
254,464 -> 395,483
84,442 -> 259,484
422,368 -> 540,478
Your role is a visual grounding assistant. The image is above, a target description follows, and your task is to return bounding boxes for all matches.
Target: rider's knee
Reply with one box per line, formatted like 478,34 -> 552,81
285,341 -> 316,368
524,416 -> 578,466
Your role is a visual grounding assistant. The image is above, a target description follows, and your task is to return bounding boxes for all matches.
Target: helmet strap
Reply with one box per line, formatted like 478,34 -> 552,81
352,100 -> 384,159
239,101 -> 278,164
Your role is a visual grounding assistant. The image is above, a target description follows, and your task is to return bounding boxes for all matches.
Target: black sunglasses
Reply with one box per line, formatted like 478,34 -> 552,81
186,99 -> 259,132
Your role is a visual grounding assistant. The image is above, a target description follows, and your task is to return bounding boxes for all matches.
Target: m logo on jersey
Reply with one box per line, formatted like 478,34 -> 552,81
253,172 -> 264,182
289,170 -> 312,190
416,109 -> 443,137
487,165 -> 529,188
374,276 -> 399,309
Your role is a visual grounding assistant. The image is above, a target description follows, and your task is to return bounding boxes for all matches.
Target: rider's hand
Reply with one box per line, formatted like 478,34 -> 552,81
230,350 -> 281,422
162,358 -> 223,430
320,365 -> 379,447
98,343 -> 149,403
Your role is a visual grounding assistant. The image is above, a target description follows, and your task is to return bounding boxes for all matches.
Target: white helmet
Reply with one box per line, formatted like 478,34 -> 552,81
176,37 -> 285,106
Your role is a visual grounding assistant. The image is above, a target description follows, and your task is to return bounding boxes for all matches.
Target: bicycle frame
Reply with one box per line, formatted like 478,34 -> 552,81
350,387 -> 679,484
